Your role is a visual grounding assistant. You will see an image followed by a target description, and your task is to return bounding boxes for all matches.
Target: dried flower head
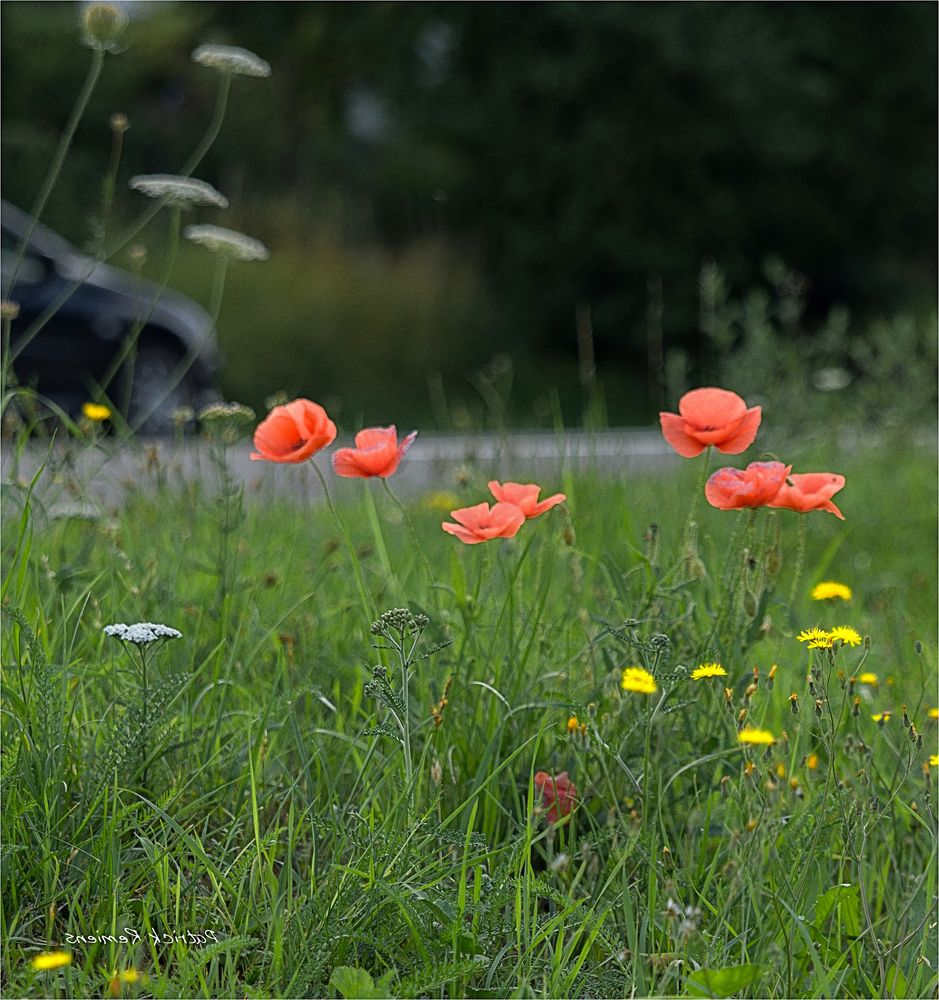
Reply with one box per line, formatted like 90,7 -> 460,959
129,174 -> 228,209
184,224 -> 269,261
0,299 -> 20,321
81,2 -> 127,51
192,43 -> 271,78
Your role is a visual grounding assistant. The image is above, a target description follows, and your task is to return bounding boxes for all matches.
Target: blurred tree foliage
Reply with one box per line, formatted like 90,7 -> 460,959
1,1 -> 935,422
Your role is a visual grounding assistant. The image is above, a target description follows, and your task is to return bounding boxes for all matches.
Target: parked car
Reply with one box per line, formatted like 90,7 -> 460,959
1,200 -> 220,433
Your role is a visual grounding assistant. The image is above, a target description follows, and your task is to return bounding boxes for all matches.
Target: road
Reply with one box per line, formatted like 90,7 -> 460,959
1,429 -> 675,516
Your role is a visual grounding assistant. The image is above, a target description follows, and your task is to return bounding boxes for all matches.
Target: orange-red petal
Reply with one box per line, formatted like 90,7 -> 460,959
488,481 -> 566,518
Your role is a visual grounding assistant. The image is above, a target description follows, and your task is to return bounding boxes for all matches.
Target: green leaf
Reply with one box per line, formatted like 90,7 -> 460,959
885,964 -> 908,999
813,883 -> 860,936
686,964 -> 763,998
329,965 -> 395,999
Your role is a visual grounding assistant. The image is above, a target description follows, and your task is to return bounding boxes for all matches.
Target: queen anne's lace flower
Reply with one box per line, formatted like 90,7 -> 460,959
192,44 -> 271,78
184,224 -> 269,261
104,622 -> 182,644
129,175 -> 229,209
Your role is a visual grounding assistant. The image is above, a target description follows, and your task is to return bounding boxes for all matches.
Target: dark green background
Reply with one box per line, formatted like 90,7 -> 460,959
2,2 -> 936,425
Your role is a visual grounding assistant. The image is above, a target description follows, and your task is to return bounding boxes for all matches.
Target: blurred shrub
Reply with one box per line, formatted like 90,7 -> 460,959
665,257 -> 938,439
166,225 -> 495,428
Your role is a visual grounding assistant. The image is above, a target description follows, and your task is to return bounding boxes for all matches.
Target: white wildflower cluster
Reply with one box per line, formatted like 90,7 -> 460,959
184,224 -> 269,262
129,175 -> 229,209
192,44 -> 271,78
104,622 -> 182,644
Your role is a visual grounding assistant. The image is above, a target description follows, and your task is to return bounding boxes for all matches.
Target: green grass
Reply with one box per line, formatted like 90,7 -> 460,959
1,429 -> 937,999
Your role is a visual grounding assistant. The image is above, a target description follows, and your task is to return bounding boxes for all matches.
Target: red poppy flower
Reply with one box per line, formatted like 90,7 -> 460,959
251,398 -> 337,463
332,426 -> 417,479
441,502 -> 526,544
533,770 -> 578,823
659,387 -> 762,458
768,472 -> 846,520
705,461 -> 791,511
488,481 -> 566,518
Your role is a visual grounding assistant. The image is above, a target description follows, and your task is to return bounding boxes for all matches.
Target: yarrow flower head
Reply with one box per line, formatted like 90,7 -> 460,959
621,666 -> 658,695
691,662 -> 727,681
184,224 -> 269,261
738,727 -> 776,746
129,175 -> 228,209
103,622 -> 182,644
811,581 -> 853,602
198,401 -> 256,442
192,43 -> 272,78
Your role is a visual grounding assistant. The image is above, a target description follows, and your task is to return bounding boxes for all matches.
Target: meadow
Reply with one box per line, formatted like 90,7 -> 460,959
2,14 -> 937,1000
1,404 -> 936,999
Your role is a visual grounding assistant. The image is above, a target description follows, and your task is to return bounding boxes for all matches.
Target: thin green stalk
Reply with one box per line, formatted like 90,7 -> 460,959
681,446 -> 712,556
98,118 -> 127,253
126,252 -> 229,435
3,48 -> 105,299
309,459 -> 374,620
382,478 -> 439,613
8,72 -> 232,366
362,482 -> 393,582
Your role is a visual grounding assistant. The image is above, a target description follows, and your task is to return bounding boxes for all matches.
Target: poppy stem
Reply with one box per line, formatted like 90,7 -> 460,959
309,459 -> 374,620
381,479 -> 440,613
682,446 -> 712,563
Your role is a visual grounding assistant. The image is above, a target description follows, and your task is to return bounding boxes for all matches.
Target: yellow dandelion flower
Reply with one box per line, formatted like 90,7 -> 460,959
775,762 -> 786,779
422,490 -> 462,513
566,715 -> 580,732
32,951 -> 71,971
930,755 -> 939,767
928,708 -> 938,720
872,712 -> 891,725
797,627 -> 828,643
119,969 -> 142,984
808,635 -> 835,649
621,666 -> 657,695
811,581 -> 853,602
738,727 -> 775,746
830,626 -> 862,647
691,662 -> 728,680
81,402 -> 112,422
857,672 -> 878,686
806,753 -> 819,770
